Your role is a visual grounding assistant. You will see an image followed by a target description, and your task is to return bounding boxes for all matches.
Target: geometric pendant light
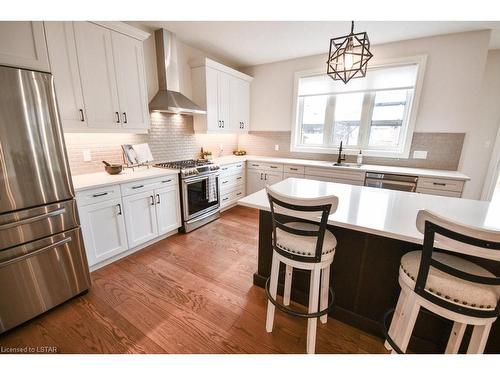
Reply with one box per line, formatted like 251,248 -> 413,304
326,21 -> 373,84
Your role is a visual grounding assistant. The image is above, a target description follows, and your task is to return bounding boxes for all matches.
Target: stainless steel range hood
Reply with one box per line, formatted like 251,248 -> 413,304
149,29 -> 206,115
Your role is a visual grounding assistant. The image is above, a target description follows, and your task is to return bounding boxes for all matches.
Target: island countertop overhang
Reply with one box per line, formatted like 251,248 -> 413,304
237,178 -> 499,245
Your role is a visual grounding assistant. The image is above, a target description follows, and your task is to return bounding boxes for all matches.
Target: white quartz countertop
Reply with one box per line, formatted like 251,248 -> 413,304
213,155 -> 470,181
72,167 -> 179,192
237,178 -> 499,244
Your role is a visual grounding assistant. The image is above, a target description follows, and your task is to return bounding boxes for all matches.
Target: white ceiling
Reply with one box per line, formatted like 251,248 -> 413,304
140,21 -> 500,67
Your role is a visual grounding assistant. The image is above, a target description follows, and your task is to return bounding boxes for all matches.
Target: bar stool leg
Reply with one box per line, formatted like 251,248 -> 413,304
283,265 -> 293,306
319,265 -> 330,324
467,323 -> 492,354
266,253 -> 280,333
385,287 -> 409,350
393,293 -> 420,354
306,267 -> 321,354
445,322 -> 467,354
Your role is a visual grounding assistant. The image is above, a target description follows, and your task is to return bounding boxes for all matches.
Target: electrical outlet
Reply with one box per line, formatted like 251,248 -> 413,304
274,144 -> 280,151
83,149 -> 92,162
413,150 -> 427,159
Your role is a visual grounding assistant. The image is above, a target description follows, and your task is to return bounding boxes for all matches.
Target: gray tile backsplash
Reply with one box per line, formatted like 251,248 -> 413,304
65,115 -> 465,176
238,132 -> 465,170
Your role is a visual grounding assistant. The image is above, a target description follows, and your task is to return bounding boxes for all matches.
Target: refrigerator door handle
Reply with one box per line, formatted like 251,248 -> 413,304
0,208 -> 66,231
0,237 -> 72,268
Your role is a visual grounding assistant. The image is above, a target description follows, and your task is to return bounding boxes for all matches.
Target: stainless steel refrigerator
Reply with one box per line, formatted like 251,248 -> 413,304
0,65 -> 91,333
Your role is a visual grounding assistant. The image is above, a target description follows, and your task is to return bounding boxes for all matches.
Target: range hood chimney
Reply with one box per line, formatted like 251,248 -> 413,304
149,29 -> 206,115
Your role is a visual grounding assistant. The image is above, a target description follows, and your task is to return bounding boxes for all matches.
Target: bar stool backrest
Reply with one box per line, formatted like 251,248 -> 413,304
266,185 -> 339,263
414,209 -> 500,317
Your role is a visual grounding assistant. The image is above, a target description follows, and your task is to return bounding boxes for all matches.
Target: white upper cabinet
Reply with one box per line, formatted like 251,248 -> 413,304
230,77 -> 250,132
111,31 -> 150,130
0,22 -> 50,71
45,22 -> 87,130
192,58 -> 252,134
73,22 -> 121,131
45,21 -> 150,133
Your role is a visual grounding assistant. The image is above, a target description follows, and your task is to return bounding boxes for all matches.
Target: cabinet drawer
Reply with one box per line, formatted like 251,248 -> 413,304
121,175 -> 178,196
304,166 -> 365,182
416,187 -> 462,198
284,164 -> 305,174
247,161 -> 283,172
417,177 -> 464,193
220,174 -> 245,193
76,184 -> 121,207
219,161 -> 245,177
284,172 -> 305,179
220,186 -> 245,208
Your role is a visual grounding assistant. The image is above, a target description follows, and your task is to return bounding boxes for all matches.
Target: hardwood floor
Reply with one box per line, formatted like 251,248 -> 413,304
0,206 -> 387,354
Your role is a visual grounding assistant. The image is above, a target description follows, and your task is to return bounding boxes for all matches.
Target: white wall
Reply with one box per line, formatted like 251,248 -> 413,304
244,30 -> 493,199
476,50 -> 500,199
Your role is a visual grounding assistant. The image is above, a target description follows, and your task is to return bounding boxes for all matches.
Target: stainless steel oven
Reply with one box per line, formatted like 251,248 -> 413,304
181,172 -> 220,232
364,172 -> 418,192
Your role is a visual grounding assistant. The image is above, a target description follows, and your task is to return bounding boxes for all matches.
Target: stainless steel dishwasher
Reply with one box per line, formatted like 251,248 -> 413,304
364,172 -> 418,192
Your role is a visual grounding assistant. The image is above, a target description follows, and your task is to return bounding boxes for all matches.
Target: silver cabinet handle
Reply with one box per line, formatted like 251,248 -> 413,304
122,112 -> 128,124
116,204 -> 122,215
162,179 -> 172,183
433,182 -> 447,186
0,208 -> 66,230
150,195 -> 155,206
260,173 -> 263,180
222,197 -> 229,201
156,194 -> 160,204
237,176 -> 242,180
115,111 -> 120,123
0,237 -> 72,268
79,109 -> 85,122
290,168 -> 298,171
131,185 -> 144,189
236,192 -> 242,196
270,166 -> 278,169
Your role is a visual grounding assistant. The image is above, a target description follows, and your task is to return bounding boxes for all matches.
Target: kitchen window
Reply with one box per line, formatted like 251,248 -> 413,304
291,56 -> 426,158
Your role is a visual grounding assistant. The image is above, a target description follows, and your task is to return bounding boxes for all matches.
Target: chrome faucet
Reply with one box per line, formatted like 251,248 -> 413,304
335,141 -> 346,166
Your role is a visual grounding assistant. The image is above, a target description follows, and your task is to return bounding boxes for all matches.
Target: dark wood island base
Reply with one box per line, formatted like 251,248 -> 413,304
253,210 -> 500,353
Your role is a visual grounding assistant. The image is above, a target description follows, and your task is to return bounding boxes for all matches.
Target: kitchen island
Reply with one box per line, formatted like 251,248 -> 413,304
238,178 -> 500,353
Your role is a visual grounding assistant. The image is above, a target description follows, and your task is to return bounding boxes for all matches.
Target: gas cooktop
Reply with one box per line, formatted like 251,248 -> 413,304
154,159 -> 219,177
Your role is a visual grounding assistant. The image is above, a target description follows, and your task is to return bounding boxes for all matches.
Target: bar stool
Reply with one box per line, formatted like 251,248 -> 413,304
384,209 -> 500,354
265,185 -> 339,354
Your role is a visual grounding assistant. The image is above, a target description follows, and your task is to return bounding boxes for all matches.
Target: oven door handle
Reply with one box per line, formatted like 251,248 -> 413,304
182,174 -> 218,184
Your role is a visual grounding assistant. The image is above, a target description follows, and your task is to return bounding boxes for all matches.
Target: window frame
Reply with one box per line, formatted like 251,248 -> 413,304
290,55 -> 427,158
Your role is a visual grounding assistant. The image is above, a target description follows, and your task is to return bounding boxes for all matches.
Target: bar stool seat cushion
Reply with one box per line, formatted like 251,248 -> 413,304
400,251 -> 500,310
275,222 -> 337,257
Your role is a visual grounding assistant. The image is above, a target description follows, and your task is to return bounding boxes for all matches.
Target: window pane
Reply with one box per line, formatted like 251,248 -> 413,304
300,95 -> 327,145
368,89 -> 408,148
332,93 -> 363,147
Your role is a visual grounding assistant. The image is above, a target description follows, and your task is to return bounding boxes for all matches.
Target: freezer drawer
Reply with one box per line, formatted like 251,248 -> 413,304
0,66 -> 74,215
0,199 -> 80,250
0,227 -> 90,333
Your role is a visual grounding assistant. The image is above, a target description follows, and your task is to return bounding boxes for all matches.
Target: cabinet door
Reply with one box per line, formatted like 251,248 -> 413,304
205,67 -> 220,131
0,22 -> 49,71
155,186 -> 181,236
78,198 -> 128,267
44,22 -> 87,130
111,31 -> 150,131
74,22 -> 121,130
122,190 -> 158,248
263,171 -> 283,187
217,71 -> 231,131
247,169 -> 265,195
230,77 -> 250,132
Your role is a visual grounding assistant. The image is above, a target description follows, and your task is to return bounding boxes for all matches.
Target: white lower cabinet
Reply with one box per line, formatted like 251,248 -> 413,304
155,185 -> 182,235
247,167 -> 283,195
76,175 -> 181,269
78,197 -> 128,267
122,190 -> 158,248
